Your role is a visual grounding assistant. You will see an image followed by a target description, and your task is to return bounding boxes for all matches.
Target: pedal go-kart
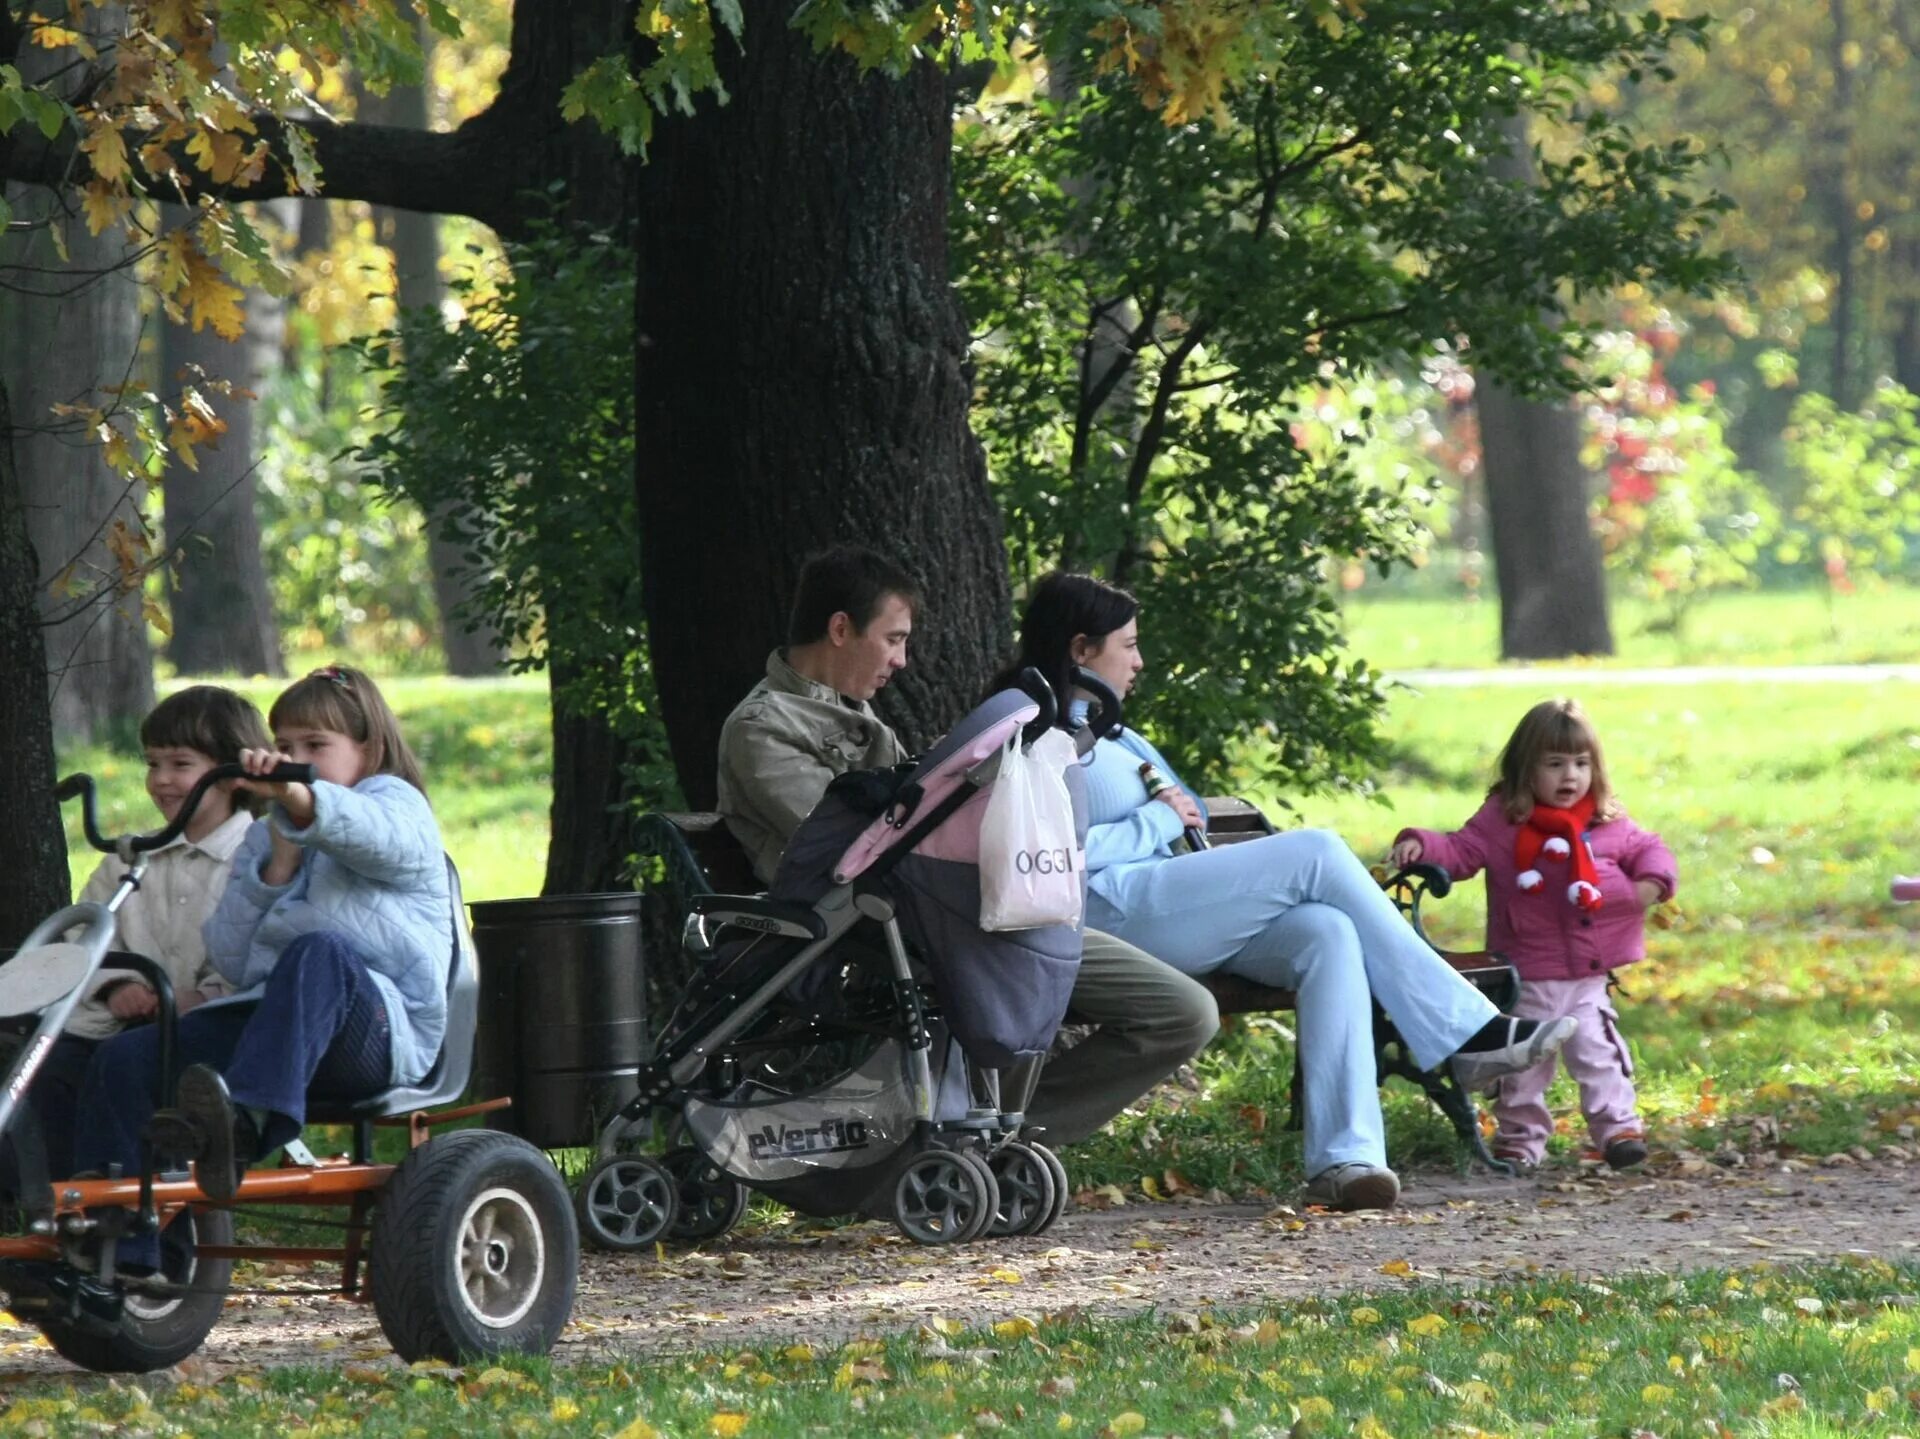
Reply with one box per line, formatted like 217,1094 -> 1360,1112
0,763 -> 578,1372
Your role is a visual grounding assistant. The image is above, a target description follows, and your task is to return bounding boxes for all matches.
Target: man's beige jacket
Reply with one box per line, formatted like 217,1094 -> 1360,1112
716,650 -> 906,884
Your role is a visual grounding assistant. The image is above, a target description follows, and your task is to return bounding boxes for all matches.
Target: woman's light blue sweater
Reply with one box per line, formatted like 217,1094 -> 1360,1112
1077,726 -> 1211,909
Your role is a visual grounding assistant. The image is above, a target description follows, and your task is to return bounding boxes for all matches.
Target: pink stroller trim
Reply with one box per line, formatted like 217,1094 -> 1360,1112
831,704 -> 1037,884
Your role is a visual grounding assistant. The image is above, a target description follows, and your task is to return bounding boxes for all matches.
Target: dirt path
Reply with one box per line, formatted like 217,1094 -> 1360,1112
5,1155 -> 1917,1384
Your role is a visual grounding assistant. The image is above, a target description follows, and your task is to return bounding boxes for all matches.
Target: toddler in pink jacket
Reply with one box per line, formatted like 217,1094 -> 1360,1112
1391,698 -> 1677,1171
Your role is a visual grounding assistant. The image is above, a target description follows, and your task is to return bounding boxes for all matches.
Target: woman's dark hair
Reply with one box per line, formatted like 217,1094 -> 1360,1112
997,571 -> 1139,725
787,546 -> 923,647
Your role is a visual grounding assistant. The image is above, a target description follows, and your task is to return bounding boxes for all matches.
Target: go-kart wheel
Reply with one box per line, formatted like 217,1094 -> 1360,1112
660,1147 -> 748,1243
575,1152 -> 678,1252
985,1142 -> 1057,1238
370,1129 -> 578,1363
1029,1140 -> 1070,1234
891,1149 -> 992,1246
38,1206 -> 234,1373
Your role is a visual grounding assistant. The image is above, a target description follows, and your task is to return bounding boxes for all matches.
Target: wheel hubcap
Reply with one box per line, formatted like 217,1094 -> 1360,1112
457,1187 -> 545,1329
585,1160 -> 671,1243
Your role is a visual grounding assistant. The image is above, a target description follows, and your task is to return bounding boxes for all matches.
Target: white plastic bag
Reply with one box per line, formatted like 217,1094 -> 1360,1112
978,728 -> 1083,931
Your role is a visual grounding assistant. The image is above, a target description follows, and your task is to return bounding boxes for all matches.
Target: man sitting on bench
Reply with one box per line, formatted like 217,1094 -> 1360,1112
717,545 -> 1218,1154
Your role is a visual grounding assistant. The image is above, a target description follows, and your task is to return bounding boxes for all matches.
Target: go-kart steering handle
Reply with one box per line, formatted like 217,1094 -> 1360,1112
57,761 -> 316,855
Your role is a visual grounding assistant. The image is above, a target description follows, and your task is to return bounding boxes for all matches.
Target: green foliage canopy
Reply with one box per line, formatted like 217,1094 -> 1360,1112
955,0 -> 1734,794
352,226 -> 675,796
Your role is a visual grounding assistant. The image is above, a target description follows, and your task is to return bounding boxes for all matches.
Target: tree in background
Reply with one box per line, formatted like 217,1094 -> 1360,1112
957,0 -> 1733,767
355,227 -> 676,889
1630,0 -> 1920,408
0,0 -> 1734,932
1,14 -> 156,741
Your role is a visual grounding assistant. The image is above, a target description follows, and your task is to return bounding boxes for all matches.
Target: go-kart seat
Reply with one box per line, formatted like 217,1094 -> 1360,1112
307,857 -> 478,1125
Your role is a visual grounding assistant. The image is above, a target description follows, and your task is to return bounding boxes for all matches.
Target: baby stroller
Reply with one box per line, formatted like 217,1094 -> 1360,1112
575,671 -> 1119,1249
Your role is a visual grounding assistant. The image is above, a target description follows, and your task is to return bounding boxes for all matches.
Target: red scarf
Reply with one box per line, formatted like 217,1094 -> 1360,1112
1514,794 -> 1603,912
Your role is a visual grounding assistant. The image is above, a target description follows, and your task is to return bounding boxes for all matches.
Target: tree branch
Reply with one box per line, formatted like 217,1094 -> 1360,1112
1112,318 -> 1208,586
0,4 -> 608,235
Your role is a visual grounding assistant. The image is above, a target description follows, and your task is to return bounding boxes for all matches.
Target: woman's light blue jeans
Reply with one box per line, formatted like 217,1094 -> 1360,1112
1086,829 -> 1497,1175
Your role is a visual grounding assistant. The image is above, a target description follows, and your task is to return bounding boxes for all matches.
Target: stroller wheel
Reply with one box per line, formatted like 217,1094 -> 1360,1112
985,1142 -> 1057,1238
660,1147 -> 749,1243
575,1153 -> 679,1252
953,1151 -> 1001,1243
890,1150 -> 993,1246
1027,1141 -> 1070,1233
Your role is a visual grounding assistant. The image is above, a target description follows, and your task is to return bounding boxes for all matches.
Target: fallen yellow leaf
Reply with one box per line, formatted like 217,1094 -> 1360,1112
1406,1314 -> 1448,1337
1107,1413 -> 1147,1436
710,1412 -> 750,1437
1378,1259 -> 1413,1277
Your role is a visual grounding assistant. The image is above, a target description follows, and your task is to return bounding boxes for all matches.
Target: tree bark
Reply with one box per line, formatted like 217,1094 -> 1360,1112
0,194 -> 156,741
501,2 -> 644,894
1475,114 -> 1612,660
361,20 -> 506,679
634,0 -> 1009,807
0,380 -> 72,945
1892,231 -> 1920,398
1477,378 -> 1615,658
1824,0 -> 1859,410
157,205 -> 286,678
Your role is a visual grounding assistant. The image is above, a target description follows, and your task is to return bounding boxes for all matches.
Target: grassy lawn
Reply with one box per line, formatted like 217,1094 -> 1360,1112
8,1262 -> 1920,1435
1339,582 -> 1920,671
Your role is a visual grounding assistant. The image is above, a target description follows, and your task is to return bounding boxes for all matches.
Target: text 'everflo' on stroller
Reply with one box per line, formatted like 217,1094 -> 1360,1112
573,669 -> 1122,1250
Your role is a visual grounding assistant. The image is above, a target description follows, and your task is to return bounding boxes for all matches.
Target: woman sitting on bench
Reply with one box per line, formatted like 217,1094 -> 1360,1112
1006,572 -> 1580,1211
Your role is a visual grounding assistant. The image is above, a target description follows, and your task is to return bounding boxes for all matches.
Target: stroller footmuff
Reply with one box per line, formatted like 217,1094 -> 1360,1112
580,680 -> 1105,1248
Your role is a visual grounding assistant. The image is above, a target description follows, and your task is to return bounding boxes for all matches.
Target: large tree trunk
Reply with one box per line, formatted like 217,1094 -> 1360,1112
1892,231 -> 1920,398
362,18 -> 505,678
634,0 -> 1009,808
158,206 -> 285,677
0,380 -> 71,945
1824,0 -> 1859,410
1475,114 -> 1612,660
0,194 -> 155,741
501,3 -> 644,893
1477,379 -> 1615,658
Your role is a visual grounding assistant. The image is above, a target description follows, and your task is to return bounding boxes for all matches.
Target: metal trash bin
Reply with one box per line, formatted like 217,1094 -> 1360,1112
469,892 -> 646,1150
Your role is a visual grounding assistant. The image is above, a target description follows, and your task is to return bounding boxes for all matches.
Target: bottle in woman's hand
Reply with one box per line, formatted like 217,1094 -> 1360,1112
1139,761 -> 1209,852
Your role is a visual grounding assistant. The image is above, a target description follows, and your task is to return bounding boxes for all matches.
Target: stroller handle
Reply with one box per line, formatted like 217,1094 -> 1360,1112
1071,667 -> 1124,743
57,761 -> 316,856
1014,667 -> 1058,744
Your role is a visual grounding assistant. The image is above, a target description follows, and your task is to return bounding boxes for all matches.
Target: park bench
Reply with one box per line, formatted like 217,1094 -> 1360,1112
633,800 -> 1517,1172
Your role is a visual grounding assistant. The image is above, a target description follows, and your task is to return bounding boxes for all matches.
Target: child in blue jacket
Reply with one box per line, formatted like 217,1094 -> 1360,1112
73,665 -> 452,1210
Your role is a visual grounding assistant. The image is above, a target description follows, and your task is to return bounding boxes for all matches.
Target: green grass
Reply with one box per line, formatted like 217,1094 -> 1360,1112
8,1262 -> 1920,1435
1340,581 -> 1920,671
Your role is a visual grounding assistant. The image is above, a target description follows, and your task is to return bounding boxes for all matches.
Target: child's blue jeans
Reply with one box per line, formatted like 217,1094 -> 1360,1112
72,931 -> 392,1266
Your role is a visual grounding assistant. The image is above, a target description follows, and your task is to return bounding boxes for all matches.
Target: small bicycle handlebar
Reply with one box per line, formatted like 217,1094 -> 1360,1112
57,761 -> 315,855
